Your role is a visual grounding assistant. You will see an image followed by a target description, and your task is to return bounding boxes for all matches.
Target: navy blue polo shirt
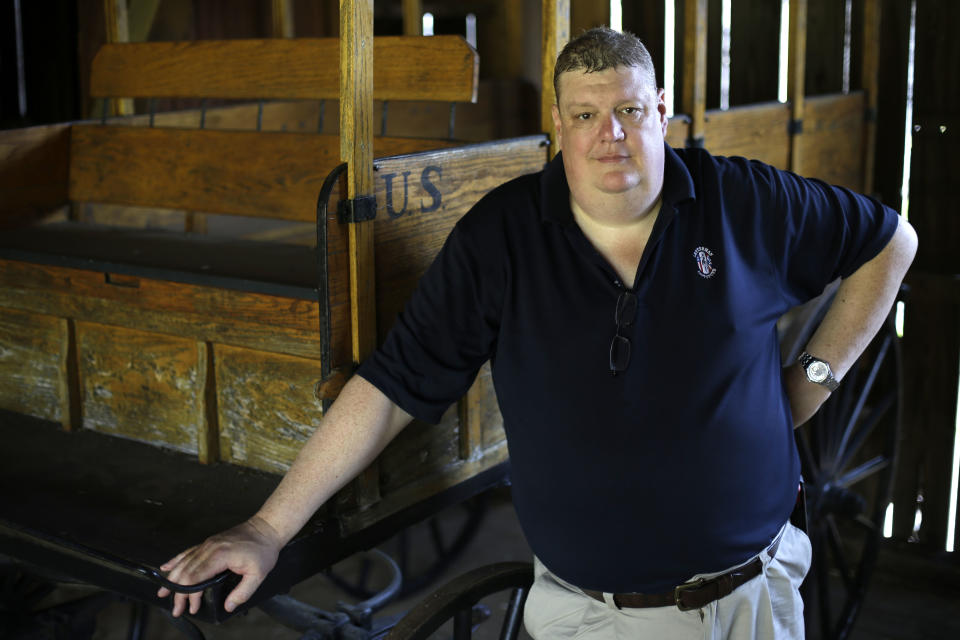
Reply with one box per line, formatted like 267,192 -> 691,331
358,144 -> 898,593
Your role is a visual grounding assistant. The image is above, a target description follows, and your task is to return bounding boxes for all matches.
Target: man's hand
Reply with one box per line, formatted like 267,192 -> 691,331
783,361 -> 833,427
157,515 -> 283,617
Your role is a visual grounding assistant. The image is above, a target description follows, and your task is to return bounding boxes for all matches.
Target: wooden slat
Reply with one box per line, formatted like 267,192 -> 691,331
703,102 -> 791,169
0,124 -> 71,225
541,0 -> 570,153
90,36 -> 478,103
371,136 -> 549,344
402,0 -> 422,36
76,321 -> 206,455
67,125 -> 455,221
0,258 -> 349,362
682,0 -> 708,145
788,0 -> 808,172
797,93 -> 865,189
102,0 -> 133,117
272,0 -> 295,38
0,308 -> 69,426
215,344 -> 325,474
861,0 -> 881,195
341,0 -> 381,511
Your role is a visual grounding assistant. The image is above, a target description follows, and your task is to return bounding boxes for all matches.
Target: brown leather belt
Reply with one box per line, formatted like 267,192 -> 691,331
582,533 -> 782,612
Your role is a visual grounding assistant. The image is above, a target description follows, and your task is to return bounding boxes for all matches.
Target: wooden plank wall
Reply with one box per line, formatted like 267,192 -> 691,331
897,1 -> 960,552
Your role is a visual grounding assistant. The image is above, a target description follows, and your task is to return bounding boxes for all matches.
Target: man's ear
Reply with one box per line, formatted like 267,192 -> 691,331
657,88 -> 669,137
551,103 -> 563,149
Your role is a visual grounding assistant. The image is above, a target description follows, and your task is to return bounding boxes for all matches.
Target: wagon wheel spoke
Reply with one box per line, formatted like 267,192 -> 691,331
835,394 -> 895,474
832,335 -> 892,470
837,455 -> 890,489
826,515 -> 855,591
814,529 -> 834,640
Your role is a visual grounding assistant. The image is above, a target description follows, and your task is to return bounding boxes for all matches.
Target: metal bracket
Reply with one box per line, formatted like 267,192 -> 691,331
788,118 -> 804,135
686,136 -> 705,149
338,195 -> 378,224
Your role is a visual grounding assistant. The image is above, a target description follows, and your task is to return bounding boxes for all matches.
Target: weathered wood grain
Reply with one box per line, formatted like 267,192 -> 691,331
541,0 -> 570,153
341,0 -> 381,511
90,36 -> 478,103
797,93 -> 865,190
0,259 -> 348,362
703,102 -> 791,169
0,124 -> 71,226
370,136 -> 549,343
68,126 -> 454,222
215,344 -> 325,474
0,308 -> 69,425
77,322 -> 206,453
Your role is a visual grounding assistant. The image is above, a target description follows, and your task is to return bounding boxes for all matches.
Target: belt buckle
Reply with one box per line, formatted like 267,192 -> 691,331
674,578 -> 706,611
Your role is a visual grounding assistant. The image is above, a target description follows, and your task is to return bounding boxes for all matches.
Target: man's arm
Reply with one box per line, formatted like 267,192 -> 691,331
784,215 -> 918,426
156,375 -> 413,617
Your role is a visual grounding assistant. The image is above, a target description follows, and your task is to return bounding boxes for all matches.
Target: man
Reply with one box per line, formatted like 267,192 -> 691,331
159,28 -> 917,639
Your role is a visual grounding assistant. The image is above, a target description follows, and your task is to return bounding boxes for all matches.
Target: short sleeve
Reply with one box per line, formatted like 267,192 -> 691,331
356,217 -> 504,424
767,167 -> 899,306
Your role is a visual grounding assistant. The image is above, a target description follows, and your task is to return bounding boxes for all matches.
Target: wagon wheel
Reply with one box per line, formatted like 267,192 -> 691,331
325,496 -> 489,601
384,561 -> 533,640
780,286 -> 903,640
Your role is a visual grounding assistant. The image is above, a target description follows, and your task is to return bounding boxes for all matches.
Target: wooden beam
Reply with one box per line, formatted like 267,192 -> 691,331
90,37 -> 479,103
340,0 -> 380,508
541,0 -> 570,154
860,0 -> 881,195
787,0 -> 808,172
682,0 -> 708,146
102,0 -> 133,116
272,0 -> 295,38
402,0 -> 422,36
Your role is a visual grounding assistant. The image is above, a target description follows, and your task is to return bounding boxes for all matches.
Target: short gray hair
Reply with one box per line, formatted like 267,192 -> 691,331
553,27 -> 657,100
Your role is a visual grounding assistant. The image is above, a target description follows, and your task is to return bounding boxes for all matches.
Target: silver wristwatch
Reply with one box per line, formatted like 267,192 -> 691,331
798,352 -> 839,391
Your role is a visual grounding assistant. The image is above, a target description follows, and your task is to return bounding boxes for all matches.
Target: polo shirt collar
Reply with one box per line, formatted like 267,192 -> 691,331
539,142 -> 697,226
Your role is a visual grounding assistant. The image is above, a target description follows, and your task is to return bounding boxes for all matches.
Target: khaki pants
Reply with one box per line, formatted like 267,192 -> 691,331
523,523 -> 811,640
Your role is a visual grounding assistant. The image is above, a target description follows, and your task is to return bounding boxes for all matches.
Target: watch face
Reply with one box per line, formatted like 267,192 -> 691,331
808,361 -> 829,383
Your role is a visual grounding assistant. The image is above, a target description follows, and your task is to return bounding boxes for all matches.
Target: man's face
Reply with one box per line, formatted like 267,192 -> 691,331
552,66 -> 668,209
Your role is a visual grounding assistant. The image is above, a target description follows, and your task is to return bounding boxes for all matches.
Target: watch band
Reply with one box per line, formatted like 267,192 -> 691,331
798,352 -> 840,392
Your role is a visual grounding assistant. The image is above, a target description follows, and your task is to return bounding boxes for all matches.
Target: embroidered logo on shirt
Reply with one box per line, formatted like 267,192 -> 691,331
693,246 -> 717,279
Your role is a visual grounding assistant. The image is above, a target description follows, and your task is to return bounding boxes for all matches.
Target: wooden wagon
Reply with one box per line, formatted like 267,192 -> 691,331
0,1 -> 904,639
0,1 -> 554,636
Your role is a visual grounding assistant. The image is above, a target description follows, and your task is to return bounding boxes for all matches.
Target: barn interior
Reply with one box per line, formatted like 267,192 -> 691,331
0,1 -> 957,639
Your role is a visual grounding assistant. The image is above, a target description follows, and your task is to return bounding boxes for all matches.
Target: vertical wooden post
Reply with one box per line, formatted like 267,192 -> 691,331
340,0 -> 380,507
787,0 -> 807,173
860,0 -> 881,195
402,0 -> 423,36
103,0 -> 133,116
272,0 -> 295,38
682,0 -> 708,148
541,0 -> 570,155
